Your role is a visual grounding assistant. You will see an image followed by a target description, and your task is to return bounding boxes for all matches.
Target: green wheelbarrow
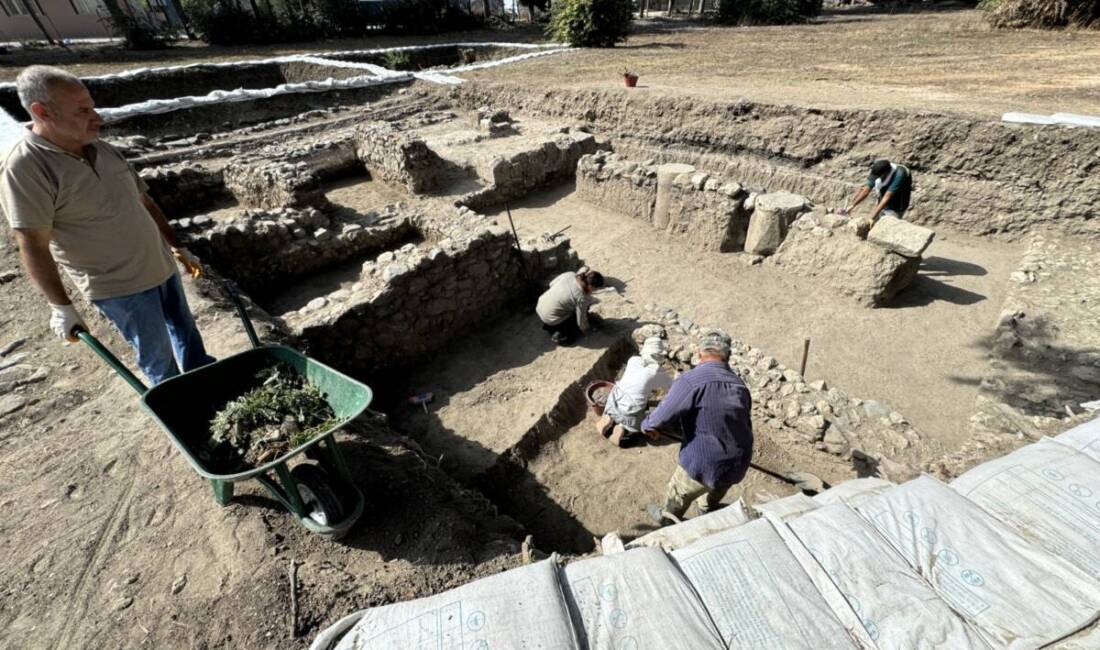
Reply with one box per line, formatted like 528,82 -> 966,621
76,288 -> 372,540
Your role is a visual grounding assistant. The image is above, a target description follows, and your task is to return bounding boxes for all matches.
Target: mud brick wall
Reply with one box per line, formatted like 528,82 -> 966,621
354,122 -> 449,193
576,152 -> 749,252
459,131 -> 601,211
289,225 -> 577,375
184,205 -> 417,299
140,164 -> 228,218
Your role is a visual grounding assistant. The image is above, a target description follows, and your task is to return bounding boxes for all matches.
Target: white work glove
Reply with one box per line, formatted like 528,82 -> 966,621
172,246 -> 202,279
49,303 -> 85,343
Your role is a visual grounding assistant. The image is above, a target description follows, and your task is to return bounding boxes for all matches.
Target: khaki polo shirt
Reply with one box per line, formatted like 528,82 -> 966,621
0,129 -> 175,300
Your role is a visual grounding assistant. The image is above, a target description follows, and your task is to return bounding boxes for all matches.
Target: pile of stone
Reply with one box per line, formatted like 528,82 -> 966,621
470,106 -> 516,136
223,159 -> 325,210
0,337 -> 48,421
636,305 -> 924,482
140,163 -> 227,217
768,212 -> 935,307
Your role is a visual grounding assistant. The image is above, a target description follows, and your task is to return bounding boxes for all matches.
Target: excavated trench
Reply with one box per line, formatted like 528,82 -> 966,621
64,66 -> 1095,558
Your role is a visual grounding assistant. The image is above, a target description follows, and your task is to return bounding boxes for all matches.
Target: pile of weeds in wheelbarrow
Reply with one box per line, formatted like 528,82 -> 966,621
209,364 -> 338,467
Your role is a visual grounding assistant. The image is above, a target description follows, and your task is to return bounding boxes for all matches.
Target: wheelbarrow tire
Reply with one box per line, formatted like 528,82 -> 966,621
291,463 -> 344,527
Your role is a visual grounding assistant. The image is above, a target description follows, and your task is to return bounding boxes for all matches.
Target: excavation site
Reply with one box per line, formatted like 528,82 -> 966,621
2,22 -> 1100,650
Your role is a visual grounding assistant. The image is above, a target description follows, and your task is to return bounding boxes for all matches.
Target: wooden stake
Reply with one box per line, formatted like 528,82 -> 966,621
799,338 -> 811,378
289,560 -> 299,638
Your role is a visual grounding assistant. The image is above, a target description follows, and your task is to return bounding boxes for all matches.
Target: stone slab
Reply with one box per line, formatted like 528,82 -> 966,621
868,215 -> 935,258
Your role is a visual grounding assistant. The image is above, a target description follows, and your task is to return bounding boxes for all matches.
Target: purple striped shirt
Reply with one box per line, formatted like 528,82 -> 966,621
641,360 -> 753,488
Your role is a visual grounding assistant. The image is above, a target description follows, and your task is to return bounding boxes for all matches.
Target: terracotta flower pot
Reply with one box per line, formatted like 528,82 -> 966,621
623,74 -> 638,88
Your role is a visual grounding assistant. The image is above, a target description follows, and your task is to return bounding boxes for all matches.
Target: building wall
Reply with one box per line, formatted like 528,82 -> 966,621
0,0 -> 166,42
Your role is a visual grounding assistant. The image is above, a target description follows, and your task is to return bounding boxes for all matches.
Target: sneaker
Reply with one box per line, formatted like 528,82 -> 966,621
595,414 -> 614,438
551,331 -> 574,346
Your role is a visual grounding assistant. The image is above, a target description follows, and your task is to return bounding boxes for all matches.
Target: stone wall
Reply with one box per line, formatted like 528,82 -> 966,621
284,210 -> 579,375
221,137 -> 359,210
444,84 -> 1100,239
140,163 -> 228,218
183,205 -> 418,300
354,121 -> 452,194
459,130 -> 600,211
576,152 -> 749,252
767,212 -> 922,307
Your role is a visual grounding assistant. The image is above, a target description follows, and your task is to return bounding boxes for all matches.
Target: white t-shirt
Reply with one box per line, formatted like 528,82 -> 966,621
615,356 -> 673,411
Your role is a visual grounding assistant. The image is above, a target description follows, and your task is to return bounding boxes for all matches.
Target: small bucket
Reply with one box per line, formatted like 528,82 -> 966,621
623,74 -> 638,88
584,380 -> 615,416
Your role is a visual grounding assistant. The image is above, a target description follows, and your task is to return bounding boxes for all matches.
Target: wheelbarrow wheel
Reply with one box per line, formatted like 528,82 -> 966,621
291,464 -> 344,527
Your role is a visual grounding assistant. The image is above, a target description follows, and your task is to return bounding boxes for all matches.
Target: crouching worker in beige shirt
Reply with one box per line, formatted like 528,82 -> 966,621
1,65 -> 214,385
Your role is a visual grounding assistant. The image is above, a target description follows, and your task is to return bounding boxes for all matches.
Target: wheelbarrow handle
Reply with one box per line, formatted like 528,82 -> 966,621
75,327 -> 148,396
219,280 -> 262,349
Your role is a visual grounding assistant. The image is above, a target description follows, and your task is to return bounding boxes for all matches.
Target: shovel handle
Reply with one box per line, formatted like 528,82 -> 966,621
75,328 -> 148,396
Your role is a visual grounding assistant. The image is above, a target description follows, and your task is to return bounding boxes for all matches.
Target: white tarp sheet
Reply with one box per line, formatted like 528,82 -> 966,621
752,492 -> 819,521
626,499 -> 750,551
787,503 -> 990,649
1054,416 -> 1100,462
310,558 -> 580,650
814,478 -> 895,508
951,438 -> 1100,579
672,518 -> 858,649
562,547 -> 725,650
857,476 -> 1100,649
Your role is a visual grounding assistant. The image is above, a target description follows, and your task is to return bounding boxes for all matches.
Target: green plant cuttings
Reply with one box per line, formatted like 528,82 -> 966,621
209,364 -> 338,468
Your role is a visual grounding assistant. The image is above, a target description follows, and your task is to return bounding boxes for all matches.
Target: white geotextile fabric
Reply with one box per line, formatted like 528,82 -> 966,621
857,476 -> 1100,649
310,558 -> 580,650
752,492 -> 819,521
97,74 -> 410,122
626,499 -> 750,551
671,518 -> 859,649
1054,415 -> 1100,462
1001,112 -> 1100,128
951,437 -> 1100,580
0,42 -> 566,89
786,503 -> 990,649
562,547 -> 726,650
813,478 -> 895,508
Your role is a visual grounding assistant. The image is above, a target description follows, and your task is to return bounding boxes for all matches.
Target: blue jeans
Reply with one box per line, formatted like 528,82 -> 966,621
93,273 -> 215,385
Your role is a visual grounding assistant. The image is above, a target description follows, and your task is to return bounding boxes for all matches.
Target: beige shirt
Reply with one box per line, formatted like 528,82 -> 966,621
536,271 -> 592,331
0,129 -> 175,300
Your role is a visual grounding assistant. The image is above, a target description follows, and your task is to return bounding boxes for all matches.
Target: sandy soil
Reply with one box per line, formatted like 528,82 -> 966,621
494,184 -> 1022,449
469,8 -> 1100,118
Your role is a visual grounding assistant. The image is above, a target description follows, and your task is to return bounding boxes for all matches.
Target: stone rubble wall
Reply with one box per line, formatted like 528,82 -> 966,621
221,136 -> 360,210
636,305 -> 925,482
767,212 -> 922,307
140,163 -> 228,218
283,207 -> 579,375
354,121 -> 452,194
928,235 -> 1100,479
444,84 -> 1100,240
576,152 -> 749,252
459,130 -> 600,211
182,205 -> 418,299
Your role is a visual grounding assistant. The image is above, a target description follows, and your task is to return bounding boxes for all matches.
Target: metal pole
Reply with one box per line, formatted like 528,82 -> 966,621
799,338 -> 811,378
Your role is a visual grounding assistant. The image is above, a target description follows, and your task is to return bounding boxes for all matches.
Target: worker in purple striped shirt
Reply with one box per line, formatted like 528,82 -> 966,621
642,329 -> 753,525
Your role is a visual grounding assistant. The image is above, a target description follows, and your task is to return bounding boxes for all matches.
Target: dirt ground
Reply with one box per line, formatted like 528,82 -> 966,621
494,183 -> 1023,450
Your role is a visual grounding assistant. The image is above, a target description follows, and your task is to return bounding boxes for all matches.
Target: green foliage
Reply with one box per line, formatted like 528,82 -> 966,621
715,0 -> 822,25
98,11 -> 173,49
547,0 -> 634,47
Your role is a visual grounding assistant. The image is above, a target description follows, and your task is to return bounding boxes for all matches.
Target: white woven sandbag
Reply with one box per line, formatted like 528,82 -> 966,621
672,518 -> 860,649
813,478 -> 896,508
563,547 -> 725,650
788,503 -> 990,649
627,499 -> 750,551
1055,416 -> 1100,463
857,476 -> 1100,649
314,559 -> 580,650
752,492 -> 819,521
951,437 -> 1100,579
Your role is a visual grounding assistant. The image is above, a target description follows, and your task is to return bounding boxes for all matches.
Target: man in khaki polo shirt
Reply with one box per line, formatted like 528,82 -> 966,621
1,65 -> 213,385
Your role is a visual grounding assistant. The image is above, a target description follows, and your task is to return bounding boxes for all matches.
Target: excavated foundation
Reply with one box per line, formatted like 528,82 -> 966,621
47,62 -> 1092,558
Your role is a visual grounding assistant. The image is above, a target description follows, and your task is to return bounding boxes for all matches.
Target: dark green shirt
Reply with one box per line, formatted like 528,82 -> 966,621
865,164 -> 912,216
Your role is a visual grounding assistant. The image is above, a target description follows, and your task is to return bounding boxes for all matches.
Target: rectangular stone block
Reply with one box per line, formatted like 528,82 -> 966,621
868,215 -> 935,258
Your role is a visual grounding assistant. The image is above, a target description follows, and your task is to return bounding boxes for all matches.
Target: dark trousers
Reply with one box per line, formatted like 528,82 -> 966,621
542,313 -> 582,343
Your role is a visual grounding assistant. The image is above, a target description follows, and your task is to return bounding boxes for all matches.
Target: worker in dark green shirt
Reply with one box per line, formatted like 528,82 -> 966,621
840,159 -> 913,227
